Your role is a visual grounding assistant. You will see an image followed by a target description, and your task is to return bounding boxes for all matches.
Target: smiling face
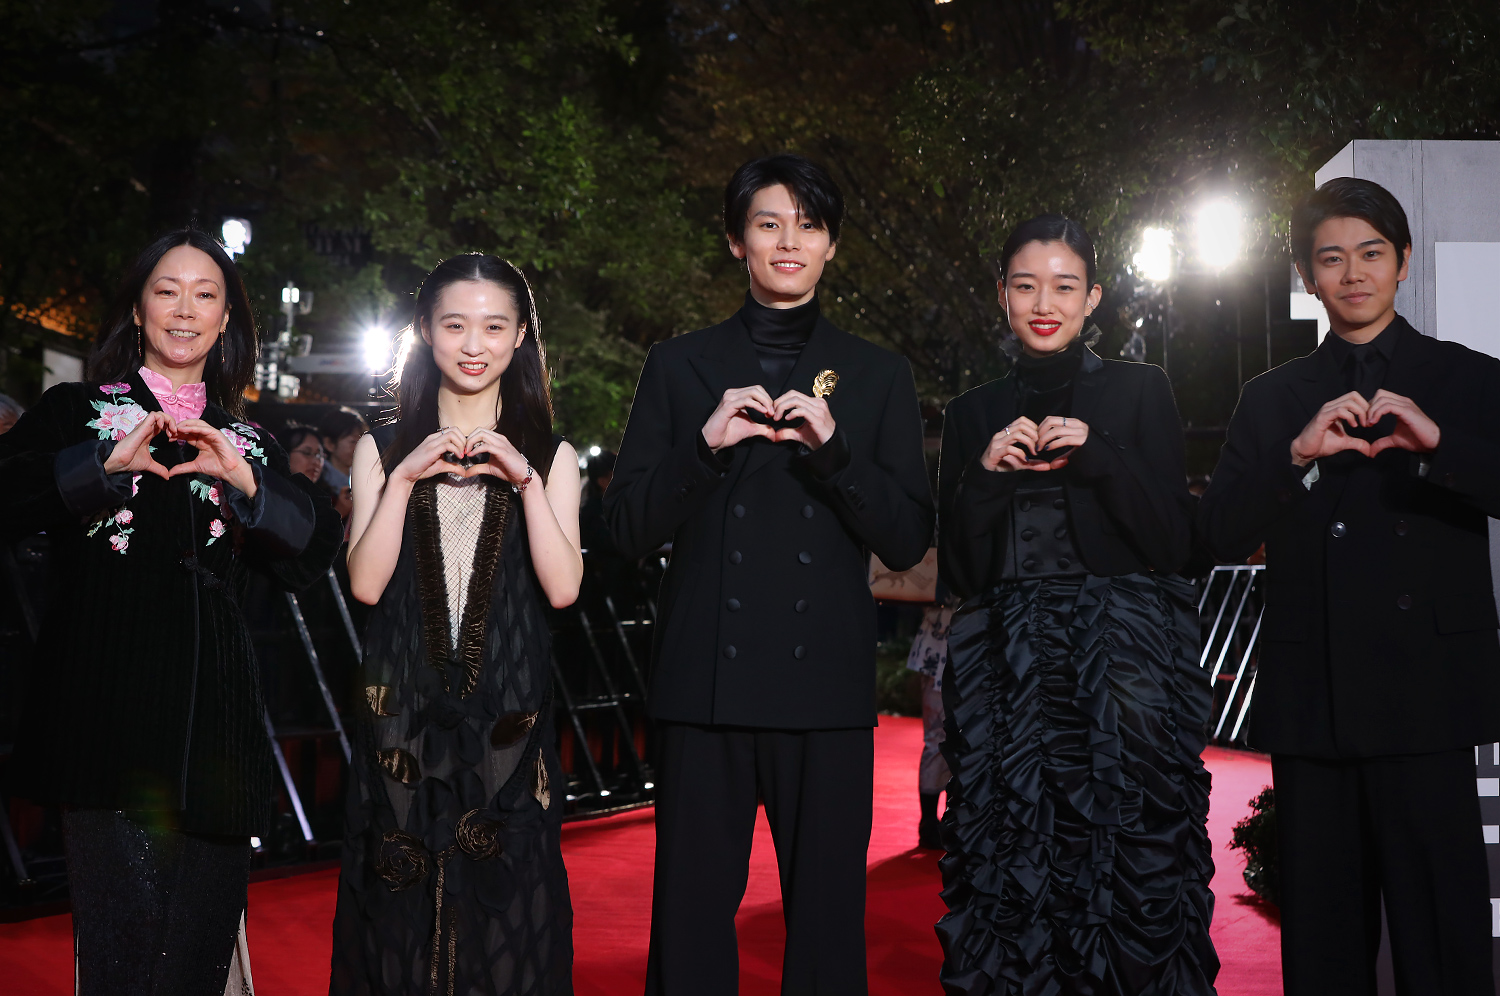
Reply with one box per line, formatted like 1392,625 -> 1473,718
133,244 -> 230,383
1000,240 -> 1103,358
421,279 -> 526,396
1297,215 -> 1409,343
727,183 -> 837,308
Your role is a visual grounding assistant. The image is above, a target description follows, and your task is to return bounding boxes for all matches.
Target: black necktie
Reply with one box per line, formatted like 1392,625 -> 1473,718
1347,344 -> 1385,400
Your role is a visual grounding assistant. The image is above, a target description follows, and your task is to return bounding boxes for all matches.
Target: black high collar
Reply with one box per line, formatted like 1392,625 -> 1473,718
738,291 -> 820,349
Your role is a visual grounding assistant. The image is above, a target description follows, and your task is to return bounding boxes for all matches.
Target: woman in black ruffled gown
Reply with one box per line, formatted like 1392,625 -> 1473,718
330,254 -> 583,995
935,215 -> 1218,995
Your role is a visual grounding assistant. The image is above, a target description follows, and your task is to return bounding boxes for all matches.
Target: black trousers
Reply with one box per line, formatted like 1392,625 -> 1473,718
63,809 -> 250,996
1274,751 -> 1494,996
645,723 -> 874,996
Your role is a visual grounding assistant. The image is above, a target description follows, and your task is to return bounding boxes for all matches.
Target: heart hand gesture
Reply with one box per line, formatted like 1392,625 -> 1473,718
981,417 -> 1070,472
1290,392 -> 1374,467
1365,390 -> 1441,456
770,390 -> 836,449
103,411 -> 175,480
460,428 -> 533,486
702,386 -> 777,452
167,419 -> 260,497
391,428 -> 473,485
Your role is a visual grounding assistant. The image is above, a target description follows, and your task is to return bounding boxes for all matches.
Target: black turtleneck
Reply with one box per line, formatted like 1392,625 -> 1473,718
1015,340 -> 1084,423
739,291 -> 819,393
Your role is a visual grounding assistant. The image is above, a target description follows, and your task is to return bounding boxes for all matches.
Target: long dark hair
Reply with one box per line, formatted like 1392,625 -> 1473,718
381,253 -> 555,481
86,228 -> 258,419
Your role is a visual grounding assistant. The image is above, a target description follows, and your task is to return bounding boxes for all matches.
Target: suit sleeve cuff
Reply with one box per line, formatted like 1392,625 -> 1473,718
794,427 -> 851,481
54,439 -> 133,515
226,464 -> 316,558
696,432 -> 733,473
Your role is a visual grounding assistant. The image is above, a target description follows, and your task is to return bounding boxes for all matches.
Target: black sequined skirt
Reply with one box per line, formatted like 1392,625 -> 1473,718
936,573 -> 1218,996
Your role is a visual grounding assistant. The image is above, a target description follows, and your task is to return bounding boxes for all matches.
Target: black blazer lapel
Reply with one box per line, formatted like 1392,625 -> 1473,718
1066,346 -> 1107,429
1378,317 -> 1438,402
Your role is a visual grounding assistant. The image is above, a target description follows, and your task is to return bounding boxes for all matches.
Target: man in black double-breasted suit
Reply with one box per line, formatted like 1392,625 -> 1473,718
606,155 -> 933,994
1200,178 -> 1500,994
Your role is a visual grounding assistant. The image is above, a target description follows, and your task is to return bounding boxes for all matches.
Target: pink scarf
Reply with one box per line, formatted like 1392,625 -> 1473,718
138,365 -> 207,422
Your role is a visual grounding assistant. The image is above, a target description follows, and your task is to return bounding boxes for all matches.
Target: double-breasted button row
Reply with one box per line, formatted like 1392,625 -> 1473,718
722,643 -> 809,659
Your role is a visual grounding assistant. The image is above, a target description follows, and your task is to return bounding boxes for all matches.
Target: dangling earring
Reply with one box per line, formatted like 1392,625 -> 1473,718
219,330 -> 226,364
136,323 -> 143,357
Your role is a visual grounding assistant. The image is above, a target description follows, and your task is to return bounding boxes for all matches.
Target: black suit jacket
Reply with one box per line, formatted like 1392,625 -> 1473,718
938,348 -> 1193,599
605,313 -> 934,729
1198,317 -> 1500,758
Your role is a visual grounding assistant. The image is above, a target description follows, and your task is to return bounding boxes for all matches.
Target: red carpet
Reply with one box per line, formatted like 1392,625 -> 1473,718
0,717 -> 1280,993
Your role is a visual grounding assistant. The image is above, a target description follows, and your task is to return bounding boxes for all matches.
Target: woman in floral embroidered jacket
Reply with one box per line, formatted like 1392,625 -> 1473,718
0,230 -> 343,995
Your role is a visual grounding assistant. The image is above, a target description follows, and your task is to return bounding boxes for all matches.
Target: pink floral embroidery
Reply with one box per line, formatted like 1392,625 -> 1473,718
115,509 -> 134,525
89,401 -> 149,441
208,484 -> 221,505
209,519 -> 226,539
100,382 -> 132,395
131,474 -> 141,497
109,533 -> 129,552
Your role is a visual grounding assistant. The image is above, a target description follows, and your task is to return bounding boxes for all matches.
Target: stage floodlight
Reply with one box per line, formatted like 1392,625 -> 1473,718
362,327 -> 392,373
1133,227 -> 1175,284
222,218 -> 251,258
1195,199 -> 1244,272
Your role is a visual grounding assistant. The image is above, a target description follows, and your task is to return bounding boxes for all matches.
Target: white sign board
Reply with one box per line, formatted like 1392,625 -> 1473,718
1436,243 -> 1500,359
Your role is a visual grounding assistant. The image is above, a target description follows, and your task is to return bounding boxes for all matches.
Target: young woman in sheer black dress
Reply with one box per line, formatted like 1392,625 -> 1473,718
330,254 -> 582,995
935,216 -> 1218,995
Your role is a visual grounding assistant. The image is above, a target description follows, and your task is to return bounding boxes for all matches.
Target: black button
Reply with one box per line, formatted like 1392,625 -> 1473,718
1054,526 -> 1068,540
1022,557 -> 1039,571
1330,521 -> 1347,538
727,598 -> 740,611
729,550 -> 742,564
793,646 -> 806,660
1018,498 -> 1032,511
1020,527 -> 1037,541
1396,595 -> 1412,610
802,505 -> 814,518
1053,497 -> 1067,509
724,645 -> 737,658
1057,558 -> 1071,569
733,504 -> 745,518
1394,520 -> 1409,536
798,551 -> 812,564
795,599 -> 808,612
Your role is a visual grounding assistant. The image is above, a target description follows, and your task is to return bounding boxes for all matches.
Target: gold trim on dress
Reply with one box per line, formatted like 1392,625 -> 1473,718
531,750 -> 551,810
377,747 -> 420,784
365,685 -> 399,717
490,710 -> 538,748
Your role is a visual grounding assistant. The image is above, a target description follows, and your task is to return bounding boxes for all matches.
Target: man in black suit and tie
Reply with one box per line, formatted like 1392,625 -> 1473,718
605,154 -> 933,994
1200,177 -> 1500,994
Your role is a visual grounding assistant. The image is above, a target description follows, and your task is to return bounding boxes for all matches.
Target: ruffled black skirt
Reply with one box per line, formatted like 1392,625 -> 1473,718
936,573 -> 1218,996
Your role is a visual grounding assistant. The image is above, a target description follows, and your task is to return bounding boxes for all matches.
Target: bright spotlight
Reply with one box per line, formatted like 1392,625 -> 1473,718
1133,227 -> 1174,283
362,327 -> 392,372
221,218 -> 251,258
1195,199 -> 1244,272
589,445 -> 602,457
